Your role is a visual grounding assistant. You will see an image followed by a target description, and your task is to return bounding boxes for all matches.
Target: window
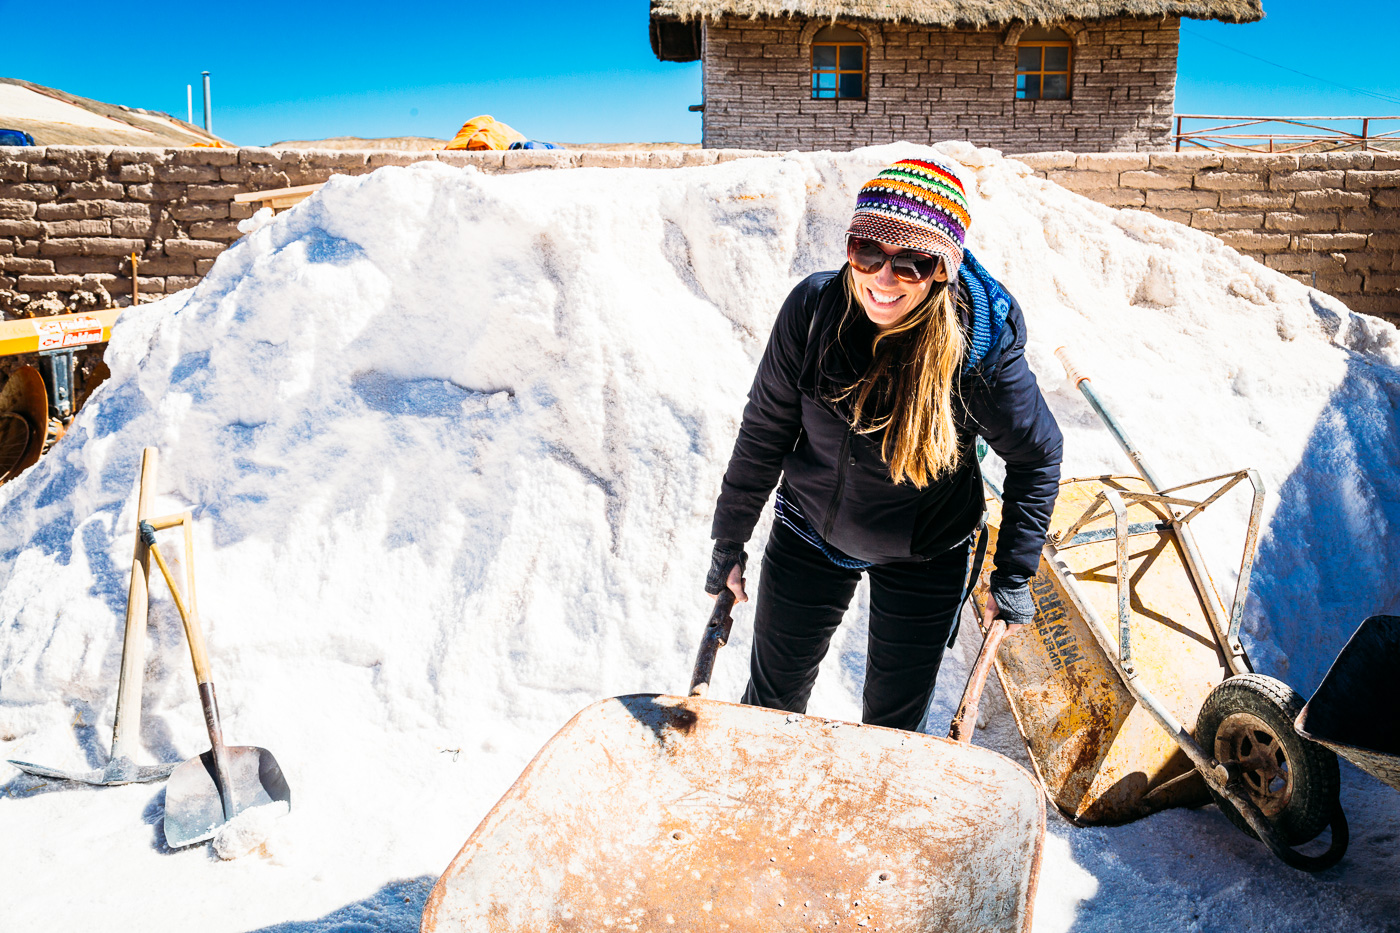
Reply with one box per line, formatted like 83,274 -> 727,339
1016,26 -> 1072,100
812,24 -> 866,100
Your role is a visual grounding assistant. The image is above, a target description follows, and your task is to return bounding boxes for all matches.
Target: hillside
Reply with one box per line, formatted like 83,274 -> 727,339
0,77 -> 226,147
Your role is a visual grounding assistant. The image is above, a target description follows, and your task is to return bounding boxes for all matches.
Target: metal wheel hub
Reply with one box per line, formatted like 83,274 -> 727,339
1215,711 -> 1293,816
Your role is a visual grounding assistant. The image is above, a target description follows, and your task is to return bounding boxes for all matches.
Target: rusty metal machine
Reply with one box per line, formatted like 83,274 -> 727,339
422,597 -> 1046,932
970,347 -> 1347,871
0,308 -> 121,484
0,363 -> 48,484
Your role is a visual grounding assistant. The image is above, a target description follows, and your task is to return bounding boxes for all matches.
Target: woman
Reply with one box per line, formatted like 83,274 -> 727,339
705,156 -> 1063,733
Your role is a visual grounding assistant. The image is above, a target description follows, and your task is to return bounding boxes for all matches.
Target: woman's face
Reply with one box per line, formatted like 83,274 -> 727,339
850,241 -> 948,330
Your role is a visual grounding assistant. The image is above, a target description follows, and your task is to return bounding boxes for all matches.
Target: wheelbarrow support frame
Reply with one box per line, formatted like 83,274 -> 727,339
1057,348 -> 1259,674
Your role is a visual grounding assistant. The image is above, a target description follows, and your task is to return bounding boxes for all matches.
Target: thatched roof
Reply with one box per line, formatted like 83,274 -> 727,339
650,0 -> 1264,27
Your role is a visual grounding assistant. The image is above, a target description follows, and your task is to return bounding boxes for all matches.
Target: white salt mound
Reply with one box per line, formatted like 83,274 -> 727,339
1,143 -> 1398,932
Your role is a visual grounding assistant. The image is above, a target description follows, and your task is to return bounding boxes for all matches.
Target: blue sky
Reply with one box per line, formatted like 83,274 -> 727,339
2,0 -> 1396,146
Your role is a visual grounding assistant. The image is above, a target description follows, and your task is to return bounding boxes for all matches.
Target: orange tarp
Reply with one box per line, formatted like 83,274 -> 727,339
444,115 -> 526,151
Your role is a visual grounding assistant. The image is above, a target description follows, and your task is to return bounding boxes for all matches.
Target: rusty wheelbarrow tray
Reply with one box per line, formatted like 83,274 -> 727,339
422,597 -> 1046,933
1297,614 -> 1400,793
969,348 -> 1348,872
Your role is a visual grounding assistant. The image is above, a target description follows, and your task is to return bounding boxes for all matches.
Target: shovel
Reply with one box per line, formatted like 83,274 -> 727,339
8,447 -> 177,786
139,518 -> 291,848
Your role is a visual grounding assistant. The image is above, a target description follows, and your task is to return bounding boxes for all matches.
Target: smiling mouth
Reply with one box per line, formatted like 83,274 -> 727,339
865,287 -> 904,309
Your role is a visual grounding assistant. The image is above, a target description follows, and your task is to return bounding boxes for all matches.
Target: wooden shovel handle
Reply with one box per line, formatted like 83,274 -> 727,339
147,511 -> 198,620
142,518 -> 237,822
141,522 -> 212,685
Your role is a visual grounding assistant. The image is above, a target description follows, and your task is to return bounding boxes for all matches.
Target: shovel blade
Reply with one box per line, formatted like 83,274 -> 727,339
162,745 -> 290,848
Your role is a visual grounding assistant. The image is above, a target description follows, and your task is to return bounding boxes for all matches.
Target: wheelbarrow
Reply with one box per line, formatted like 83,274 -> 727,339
422,596 -> 1046,932
1296,615 -> 1400,794
968,348 -> 1347,872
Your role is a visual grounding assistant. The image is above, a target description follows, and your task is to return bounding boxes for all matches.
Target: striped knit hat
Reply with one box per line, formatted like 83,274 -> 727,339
846,156 -> 971,278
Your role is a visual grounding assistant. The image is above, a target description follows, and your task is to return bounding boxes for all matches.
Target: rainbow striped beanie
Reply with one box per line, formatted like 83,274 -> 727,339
846,156 -> 971,277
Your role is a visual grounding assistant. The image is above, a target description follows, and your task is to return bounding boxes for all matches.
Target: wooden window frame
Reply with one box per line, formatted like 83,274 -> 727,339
811,40 -> 867,101
1016,41 -> 1072,101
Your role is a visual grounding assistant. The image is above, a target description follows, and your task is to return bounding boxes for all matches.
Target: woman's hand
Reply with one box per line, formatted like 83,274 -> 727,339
981,592 -> 1002,629
717,563 -> 748,603
984,582 -> 1036,628
705,540 -> 749,603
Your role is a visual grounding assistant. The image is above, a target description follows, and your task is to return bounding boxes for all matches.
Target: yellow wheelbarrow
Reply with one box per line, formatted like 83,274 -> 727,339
970,348 -> 1347,871
422,596 -> 1047,931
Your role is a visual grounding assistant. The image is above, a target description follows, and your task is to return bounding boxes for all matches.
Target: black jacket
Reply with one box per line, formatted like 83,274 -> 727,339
711,270 -> 1062,587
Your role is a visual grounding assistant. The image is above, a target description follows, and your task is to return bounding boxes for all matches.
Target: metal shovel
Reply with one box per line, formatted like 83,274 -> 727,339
7,447 -> 177,786
139,519 -> 290,848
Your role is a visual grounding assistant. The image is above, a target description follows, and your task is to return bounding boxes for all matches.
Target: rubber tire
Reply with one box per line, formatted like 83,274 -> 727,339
1194,673 -> 1340,846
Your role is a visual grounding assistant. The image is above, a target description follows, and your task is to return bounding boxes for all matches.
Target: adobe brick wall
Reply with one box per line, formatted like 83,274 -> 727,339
701,15 -> 1178,153
0,146 -> 1395,332
1016,150 -> 1400,321
0,145 -> 767,397
0,145 -> 764,316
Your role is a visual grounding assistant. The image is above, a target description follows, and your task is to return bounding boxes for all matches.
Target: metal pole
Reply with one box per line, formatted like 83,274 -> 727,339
202,71 -> 212,134
1175,115 -> 1182,152
186,84 -> 193,124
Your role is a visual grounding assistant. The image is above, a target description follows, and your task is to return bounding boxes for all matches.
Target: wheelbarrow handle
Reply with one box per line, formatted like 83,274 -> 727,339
948,618 -> 1009,744
689,589 -> 736,698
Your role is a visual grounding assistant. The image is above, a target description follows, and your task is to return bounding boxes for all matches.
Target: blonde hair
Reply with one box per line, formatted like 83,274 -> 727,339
832,267 -> 967,488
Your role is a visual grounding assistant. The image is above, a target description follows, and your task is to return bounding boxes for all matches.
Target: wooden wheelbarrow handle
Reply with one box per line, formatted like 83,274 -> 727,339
689,588 -> 1012,745
948,618 -> 1010,744
688,589 -> 737,698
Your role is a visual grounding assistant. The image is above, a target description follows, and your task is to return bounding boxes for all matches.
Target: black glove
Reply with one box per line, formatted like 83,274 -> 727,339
704,539 -> 747,595
990,581 -> 1036,626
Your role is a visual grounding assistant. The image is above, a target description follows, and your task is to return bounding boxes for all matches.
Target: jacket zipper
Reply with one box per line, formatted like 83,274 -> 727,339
822,428 -> 853,540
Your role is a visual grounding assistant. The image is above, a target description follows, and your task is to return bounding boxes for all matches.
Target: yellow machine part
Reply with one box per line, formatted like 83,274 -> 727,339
0,308 -> 121,357
974,475 -> 1232,824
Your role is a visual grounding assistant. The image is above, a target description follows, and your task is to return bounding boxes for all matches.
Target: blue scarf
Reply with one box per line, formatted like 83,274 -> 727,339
959,248 -> 1011,373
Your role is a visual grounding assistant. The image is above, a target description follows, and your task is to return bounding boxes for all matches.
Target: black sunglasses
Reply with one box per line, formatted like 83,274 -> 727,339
846,237 -> 940,284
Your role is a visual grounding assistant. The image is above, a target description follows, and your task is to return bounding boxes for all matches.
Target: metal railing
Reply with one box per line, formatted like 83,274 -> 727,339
1174,114 -> 1400,153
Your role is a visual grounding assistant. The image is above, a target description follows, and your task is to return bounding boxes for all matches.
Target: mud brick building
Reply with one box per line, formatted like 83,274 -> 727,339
650,1 -> 1263,152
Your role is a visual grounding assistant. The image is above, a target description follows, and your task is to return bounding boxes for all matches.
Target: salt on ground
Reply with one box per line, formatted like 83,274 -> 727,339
212,800 -> 291,861
1,142 -> 1397,932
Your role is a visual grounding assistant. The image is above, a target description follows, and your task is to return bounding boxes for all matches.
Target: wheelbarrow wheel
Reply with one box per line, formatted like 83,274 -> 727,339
1195,673 -> 1340,846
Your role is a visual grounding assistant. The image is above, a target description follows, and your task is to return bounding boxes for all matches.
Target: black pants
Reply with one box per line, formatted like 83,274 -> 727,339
740,517 -> 972,732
